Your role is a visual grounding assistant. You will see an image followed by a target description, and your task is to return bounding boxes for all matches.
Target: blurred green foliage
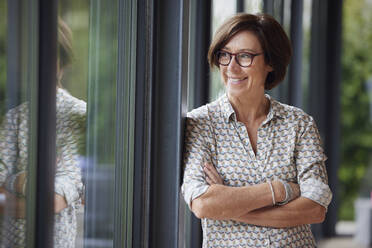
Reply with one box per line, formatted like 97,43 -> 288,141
59,1 -> 89,101
340,0 -> 372,220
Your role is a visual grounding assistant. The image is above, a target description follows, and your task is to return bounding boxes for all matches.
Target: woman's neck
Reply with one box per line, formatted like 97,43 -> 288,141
227,89 -> 269,124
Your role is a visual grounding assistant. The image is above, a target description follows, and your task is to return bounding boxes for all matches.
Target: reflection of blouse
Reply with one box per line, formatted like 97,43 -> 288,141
0,88 -> 86,248
181,94 -> 332,248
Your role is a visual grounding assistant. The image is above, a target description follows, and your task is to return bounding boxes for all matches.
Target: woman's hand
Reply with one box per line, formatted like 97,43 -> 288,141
203,162 -> 224,185
54,194 -> 68,213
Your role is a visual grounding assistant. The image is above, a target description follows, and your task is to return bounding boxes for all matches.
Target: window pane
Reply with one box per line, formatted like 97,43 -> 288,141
210,0 -> 237,101
244,0 -> 263,13
0,1 -> 38,247
55,1 -> 90,247
84,1 -> 119,247
57,1 -> 126,247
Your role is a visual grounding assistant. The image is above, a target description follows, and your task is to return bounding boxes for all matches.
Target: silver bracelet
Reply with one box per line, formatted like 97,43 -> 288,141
276,179 -> 293,205
267,181 -> 275,206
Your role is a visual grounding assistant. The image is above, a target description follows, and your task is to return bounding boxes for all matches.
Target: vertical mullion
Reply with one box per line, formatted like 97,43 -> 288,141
149,0 -> 189,247
237,0 -> 245,13
25,0 -> 39,247
133,0 -> 154,246
193,0 -> 211,109
114,0 -> 136,246
308,0 -> 342,239
35,0 -> 58,247
288,0 -> 303,107
263,0 -> 274,14
323,0 -> 342,238
182,0 -> 211,247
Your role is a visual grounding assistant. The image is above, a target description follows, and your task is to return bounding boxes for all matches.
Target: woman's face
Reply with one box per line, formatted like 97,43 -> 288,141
219,30 -> 272,98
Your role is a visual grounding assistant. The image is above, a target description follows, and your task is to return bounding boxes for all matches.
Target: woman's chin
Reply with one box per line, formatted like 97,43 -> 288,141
226,88 -> 248,98
225,81 -> 250,96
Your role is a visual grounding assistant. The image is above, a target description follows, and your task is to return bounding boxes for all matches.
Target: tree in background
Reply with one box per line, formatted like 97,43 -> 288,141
340,0 -> 372,220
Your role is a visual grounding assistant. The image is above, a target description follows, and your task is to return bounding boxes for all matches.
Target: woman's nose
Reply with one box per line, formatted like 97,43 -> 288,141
227,56 -> 241,72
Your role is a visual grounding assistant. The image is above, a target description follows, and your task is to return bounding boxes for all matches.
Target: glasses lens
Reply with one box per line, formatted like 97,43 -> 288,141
236,53 -> 252,67
217,52 -> 231,65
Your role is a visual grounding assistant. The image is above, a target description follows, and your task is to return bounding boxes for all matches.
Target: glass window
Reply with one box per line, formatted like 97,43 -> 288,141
244,0 -> 263,13
302,0 -> 312,110
57,1 -> 134,247
0,1 -> 135,247
0,1 -> 39,247
54,2 -> 90,247
210,0 -> 237,101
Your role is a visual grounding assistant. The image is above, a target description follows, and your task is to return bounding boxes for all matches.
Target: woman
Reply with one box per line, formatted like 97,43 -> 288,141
0,19 -> 85,247
181,13 -> 332,247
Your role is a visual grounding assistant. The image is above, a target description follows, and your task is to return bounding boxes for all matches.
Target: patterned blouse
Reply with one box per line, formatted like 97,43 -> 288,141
0,88 -> 86,248
181,94 -> 332,248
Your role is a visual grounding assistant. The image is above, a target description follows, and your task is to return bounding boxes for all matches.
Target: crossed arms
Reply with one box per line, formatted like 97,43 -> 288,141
190,162 -> 326,228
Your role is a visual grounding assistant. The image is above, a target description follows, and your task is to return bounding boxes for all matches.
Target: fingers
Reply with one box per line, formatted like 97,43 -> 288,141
205,175 -> 214,185
203,162 -> 223,185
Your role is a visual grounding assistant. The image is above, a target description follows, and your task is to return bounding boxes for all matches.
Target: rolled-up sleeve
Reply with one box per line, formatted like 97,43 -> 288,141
0,109 -> 21,185
295,117 -> 332,210
181,112 -> 212,209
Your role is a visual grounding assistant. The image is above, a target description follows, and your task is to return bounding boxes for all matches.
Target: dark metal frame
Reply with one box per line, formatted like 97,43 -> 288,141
288,0 -> 303,108
308,0 -> 342,238
149,0 -> 189,246
236,0 -> 245,13
132,0 -> 153,246
35,0 -> 58,247
191,0 -> 211,109
132,0 -> 189,247
114,0 -> 137,247
179,1 -> 211,247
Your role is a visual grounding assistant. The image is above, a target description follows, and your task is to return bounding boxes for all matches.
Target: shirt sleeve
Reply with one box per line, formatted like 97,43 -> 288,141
181,113 -> 212,209
295,116 -> 332,210
0,109 -> 20,185
54,100 -> 86,206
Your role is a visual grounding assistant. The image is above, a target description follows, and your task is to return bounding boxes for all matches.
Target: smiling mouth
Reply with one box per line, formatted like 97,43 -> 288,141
228,77 -> 248,85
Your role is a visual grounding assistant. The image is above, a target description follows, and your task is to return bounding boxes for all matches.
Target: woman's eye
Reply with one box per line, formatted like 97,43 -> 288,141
238,53 -> 251,59
220,52 -> 229,58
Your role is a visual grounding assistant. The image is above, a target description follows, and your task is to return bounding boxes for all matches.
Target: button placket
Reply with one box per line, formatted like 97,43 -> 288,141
232,121 -> 257,166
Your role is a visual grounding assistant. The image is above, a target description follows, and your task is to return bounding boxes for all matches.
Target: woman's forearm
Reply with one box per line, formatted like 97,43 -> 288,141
232,197 -> 326,228
191,181 -> 286,219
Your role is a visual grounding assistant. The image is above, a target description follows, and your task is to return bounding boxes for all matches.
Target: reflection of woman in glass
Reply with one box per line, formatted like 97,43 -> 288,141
182,13 -> 332,247
0,19 -> 85,247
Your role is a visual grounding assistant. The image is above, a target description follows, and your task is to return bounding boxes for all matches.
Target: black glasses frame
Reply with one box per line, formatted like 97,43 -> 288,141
216,50 -> 263,67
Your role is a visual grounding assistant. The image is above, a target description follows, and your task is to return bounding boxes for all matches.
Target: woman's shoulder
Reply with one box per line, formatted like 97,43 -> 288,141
57,88 -> 87,117
186,97 -> 222,121
273,99 -> 314,124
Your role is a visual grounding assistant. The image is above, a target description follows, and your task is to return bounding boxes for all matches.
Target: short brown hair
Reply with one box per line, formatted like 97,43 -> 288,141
57,18 -> 74,87
208,13 -> 292,90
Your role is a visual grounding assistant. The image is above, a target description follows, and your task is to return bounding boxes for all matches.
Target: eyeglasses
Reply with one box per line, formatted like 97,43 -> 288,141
216,51 -> 263,67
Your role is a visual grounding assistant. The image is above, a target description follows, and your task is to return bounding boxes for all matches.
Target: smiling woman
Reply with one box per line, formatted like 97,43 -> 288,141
181,13 -> 332,248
